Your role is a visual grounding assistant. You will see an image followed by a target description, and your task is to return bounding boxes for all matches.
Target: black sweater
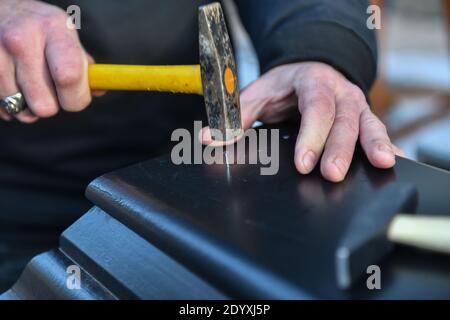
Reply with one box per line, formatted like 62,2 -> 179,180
0,0 -> 376,225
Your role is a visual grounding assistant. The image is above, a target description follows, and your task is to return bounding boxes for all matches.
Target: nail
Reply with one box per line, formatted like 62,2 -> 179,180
302,151 -> 316,172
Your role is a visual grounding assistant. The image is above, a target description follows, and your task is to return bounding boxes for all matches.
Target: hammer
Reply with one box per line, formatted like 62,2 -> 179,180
336,183 -> 450,290
87,2 -> 242,141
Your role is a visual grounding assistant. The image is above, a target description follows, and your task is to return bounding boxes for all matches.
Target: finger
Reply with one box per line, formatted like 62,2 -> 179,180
200,67 -> 297,146
0,110 -> 12,121
15,109 -> 39,124
359,108 -> 396,168
0,47 -> 14,121
240,69 -> 297,130
198,128 -> 243,147
320,96 -> 361,182
45,27 -> 92,112
3,21 -> 59,120
0,45 -> 38,123
294,81 -> 336,174
86,54 -> 106,97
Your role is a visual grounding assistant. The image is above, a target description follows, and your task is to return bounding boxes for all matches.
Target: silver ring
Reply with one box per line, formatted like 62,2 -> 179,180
0,92 -> 26,115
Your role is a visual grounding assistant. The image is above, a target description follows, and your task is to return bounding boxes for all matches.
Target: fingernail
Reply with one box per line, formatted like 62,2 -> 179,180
302,151 -> 316,172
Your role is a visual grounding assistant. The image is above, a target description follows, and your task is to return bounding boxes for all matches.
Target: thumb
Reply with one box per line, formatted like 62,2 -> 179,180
241,70 -> 298,129
200,68 -> 296,145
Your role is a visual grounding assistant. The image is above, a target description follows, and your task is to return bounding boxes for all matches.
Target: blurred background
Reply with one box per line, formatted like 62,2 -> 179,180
226,0 -> 450,170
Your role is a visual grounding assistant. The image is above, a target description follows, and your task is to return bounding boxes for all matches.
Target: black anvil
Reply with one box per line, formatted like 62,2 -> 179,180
2,124 -> 450,299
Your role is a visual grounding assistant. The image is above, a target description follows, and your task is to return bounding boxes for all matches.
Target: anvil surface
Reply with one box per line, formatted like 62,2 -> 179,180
2,124 -> 450,299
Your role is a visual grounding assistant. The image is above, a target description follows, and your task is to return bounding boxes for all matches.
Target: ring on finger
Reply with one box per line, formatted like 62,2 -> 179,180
0,92 -> 27,115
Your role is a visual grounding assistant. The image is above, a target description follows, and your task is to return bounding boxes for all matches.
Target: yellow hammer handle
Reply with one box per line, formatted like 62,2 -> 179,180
88,64 -> 203,95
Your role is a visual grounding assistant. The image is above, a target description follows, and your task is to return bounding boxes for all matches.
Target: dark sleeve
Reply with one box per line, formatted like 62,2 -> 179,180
235,0 -> 378,95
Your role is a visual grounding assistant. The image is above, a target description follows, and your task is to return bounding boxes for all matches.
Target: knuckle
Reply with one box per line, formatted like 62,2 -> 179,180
378,121 -> 388,133
363,116 -> 378,129
306,90 -> 333,109
335,113 -> 359,135
2,28 -> 27,54
52,61 -> 84,88
311,76 -> 336,94
362,111 -> 381,128
315,82 -> 334,98
32,104 -> 59,118
369,117 -> 387,134
345,85 -> 366,102
304,94 -> 335,123
300,68 -> 337,93
308,65 -> 336,82
2,20 -> 43,54
42,9 -> 69,29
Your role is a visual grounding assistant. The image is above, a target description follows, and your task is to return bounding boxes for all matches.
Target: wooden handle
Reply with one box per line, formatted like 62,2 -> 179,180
388,214 -> 450,254
88,64 -> 203,95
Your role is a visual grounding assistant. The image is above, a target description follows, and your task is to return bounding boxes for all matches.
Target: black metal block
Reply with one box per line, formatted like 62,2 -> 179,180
2,124 -> 450,299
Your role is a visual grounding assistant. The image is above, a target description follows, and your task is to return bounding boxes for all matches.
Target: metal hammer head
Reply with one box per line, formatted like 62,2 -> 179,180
199,2 -> 243,141
335,183 -> 418,290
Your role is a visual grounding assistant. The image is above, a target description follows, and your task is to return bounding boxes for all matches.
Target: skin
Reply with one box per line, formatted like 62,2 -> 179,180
0,0 -> 102,124
201,63 -> 404,182
0,1 -> 402,182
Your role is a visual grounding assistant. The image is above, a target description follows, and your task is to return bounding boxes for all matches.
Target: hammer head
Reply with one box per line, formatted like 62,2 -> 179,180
335,183 -> 418,290
199,3 -> 243,141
